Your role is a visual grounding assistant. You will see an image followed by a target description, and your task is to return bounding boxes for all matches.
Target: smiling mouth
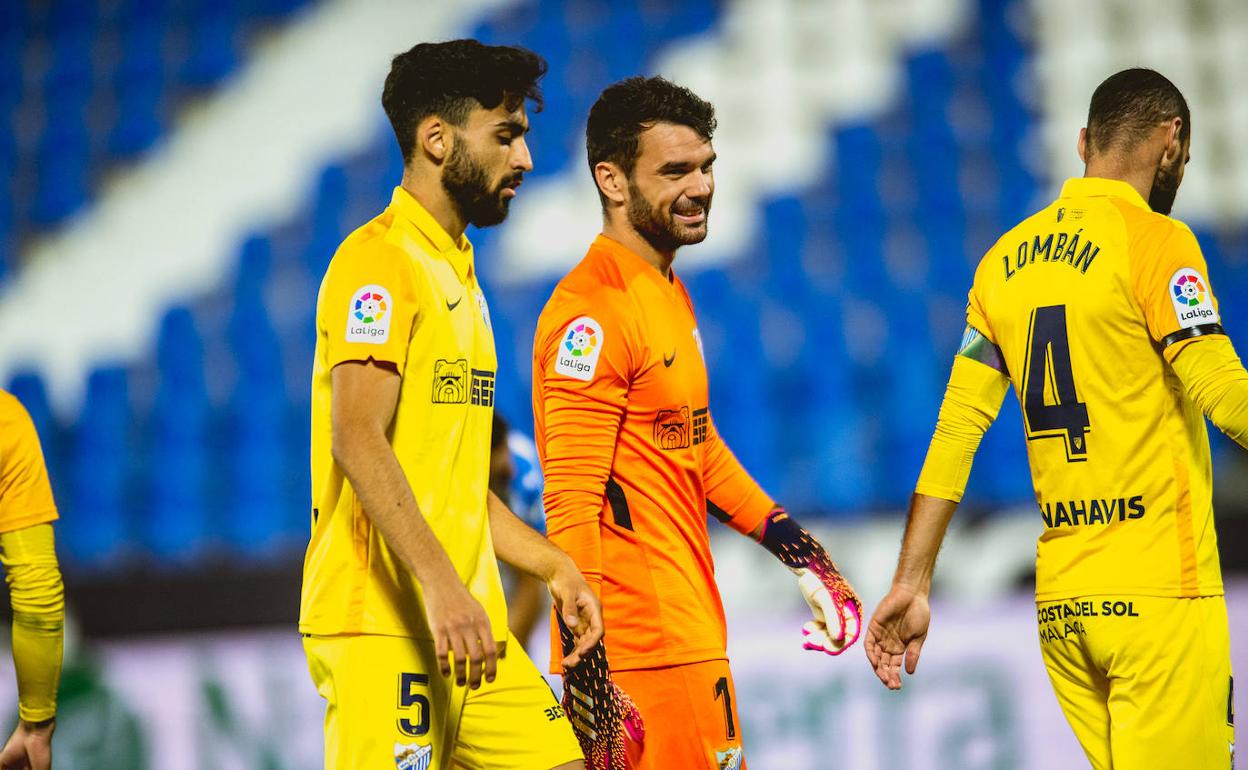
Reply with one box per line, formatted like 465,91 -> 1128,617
673,209 -> 706,225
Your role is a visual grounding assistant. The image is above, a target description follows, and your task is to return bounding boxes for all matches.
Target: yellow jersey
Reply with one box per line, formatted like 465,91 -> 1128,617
968,177 -> 1225,600
299,187 -> 507,640
0,390 -> 59,533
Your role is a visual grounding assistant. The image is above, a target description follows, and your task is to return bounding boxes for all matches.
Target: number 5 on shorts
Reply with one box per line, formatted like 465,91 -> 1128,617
398,672 -> 431,737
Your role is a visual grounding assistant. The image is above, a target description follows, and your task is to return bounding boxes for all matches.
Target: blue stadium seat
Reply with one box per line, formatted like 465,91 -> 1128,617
5,372 -> 60,486
110,77 -> 167,158
146,306 -> 211,560
180,0 -> 242,89
66,367 -> 133,566
30,150 -> 90,226
44,29 -> 97,106
223,235 -> 293,553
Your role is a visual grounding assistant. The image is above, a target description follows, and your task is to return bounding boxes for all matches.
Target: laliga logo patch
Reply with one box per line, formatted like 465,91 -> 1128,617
394,742 -> 432,770
1170,268 -> 1219,329
554,316 -> 602,381
715,747 -> 743,770
346,284 -> 393,344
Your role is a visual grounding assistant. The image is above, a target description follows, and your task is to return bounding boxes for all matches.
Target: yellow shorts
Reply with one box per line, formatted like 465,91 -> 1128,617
303,633 -> 583,770
1036,594 -> 1234,769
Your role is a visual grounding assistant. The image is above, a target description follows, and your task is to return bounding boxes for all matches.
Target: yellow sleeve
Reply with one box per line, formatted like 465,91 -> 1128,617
318,242 -> 422,373
1171,336 -> 1248,449
0,393 -> 59,534
1129,219 -> 1227,362
966,283 -> 997,347
0,523 -> 64,722
914,356 -> 1011,502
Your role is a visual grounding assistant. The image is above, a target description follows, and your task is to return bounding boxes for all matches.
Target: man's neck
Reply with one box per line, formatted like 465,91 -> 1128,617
601,217 -> 675,280
1083,158 -> 1155,207
401,169 -> 467,241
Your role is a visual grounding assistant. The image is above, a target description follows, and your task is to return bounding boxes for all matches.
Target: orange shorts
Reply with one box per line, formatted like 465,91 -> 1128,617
613,659 -> 745,770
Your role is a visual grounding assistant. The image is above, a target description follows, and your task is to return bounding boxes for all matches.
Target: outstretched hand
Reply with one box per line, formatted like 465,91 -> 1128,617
864,584 -> 930,690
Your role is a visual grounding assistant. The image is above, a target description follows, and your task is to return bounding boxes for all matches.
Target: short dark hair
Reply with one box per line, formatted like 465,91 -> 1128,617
383,39 -> 546,165
586,76 -> 717,186
1086,68 -> 1190,157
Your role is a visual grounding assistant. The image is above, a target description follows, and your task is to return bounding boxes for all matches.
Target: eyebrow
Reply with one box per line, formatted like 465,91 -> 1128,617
658,153 -> 717,174
495,119 -> 529,136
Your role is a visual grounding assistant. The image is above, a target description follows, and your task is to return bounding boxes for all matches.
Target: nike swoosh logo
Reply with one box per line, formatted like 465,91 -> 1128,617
663,351 -> 677,367
446,296 -> 462,311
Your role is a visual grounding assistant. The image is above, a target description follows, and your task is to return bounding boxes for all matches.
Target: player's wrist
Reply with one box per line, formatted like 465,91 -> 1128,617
891,578 -> 930,600
542,551 -> 581,585
18,716 -> 54,733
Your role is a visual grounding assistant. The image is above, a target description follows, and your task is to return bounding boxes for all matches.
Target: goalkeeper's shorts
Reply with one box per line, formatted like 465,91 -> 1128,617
613,658 -> 746,770
303,632 -> 583,770
1036,594 -> 1233,770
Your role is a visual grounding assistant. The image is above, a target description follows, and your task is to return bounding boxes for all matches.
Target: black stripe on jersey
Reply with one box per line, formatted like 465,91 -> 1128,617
706,500 -> 732,524
605,478 -> 633,531
1161,323 -> 1226,348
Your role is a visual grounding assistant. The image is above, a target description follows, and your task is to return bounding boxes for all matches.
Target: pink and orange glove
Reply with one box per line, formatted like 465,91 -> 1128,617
759,507 -> 863,656
558,616 -> 645,769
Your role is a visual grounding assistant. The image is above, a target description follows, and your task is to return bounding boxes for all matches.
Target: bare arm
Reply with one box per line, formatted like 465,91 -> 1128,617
487,491 -> 603,666
864,494 -> 957,690
865,331 -> 1008,689
890,494 -> 960,594
331,360 -> 498,689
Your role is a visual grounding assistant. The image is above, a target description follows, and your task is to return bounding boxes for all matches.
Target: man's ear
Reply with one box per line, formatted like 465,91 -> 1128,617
1160,116 -> 1184,165
594,161 -> 627,206
1077,126 -> 1089,165
417,115 -> 450,164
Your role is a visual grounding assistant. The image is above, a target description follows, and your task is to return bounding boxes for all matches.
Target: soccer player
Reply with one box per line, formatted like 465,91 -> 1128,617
533,76 -> 863,770
0,390 -> 65,770
299,40 -> 600,770
865,68 -> 1246,768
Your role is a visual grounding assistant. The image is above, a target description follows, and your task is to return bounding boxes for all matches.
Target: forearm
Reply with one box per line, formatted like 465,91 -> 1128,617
488,491 -> 574,581
1172,336 -> 1248,448
891,493 -> 959,594
539,391 -> 622,589
703,425 -> 774,536
1,525 -> 63,722
333,430 -> 460,589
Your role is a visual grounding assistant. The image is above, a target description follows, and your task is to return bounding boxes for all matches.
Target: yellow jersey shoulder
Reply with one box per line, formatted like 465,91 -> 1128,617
0,390 -> 58,532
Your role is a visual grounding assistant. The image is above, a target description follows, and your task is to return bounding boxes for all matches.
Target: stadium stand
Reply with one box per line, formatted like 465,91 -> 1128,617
1,0 -> 1245,575
0,0 -> 313,283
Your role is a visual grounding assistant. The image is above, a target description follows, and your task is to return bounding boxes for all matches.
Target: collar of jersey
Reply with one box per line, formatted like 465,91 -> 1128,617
1060,177 -> 1151,211
591,234 -> 679,288
388,186 -> 475,280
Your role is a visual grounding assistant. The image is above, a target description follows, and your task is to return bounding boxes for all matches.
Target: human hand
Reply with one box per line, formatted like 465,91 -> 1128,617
0,718 -> 54,770
864,584 -> 931,690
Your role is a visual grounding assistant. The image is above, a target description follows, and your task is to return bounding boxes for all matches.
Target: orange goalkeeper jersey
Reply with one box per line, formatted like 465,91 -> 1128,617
533,235 -> 774,671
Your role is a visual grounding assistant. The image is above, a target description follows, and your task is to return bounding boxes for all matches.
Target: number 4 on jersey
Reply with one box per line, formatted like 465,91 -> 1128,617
1022,305 -> 1091,462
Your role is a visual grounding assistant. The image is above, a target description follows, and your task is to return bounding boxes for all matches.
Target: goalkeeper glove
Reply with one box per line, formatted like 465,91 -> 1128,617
558,616 -> 645,769
758,507 -> 863,656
